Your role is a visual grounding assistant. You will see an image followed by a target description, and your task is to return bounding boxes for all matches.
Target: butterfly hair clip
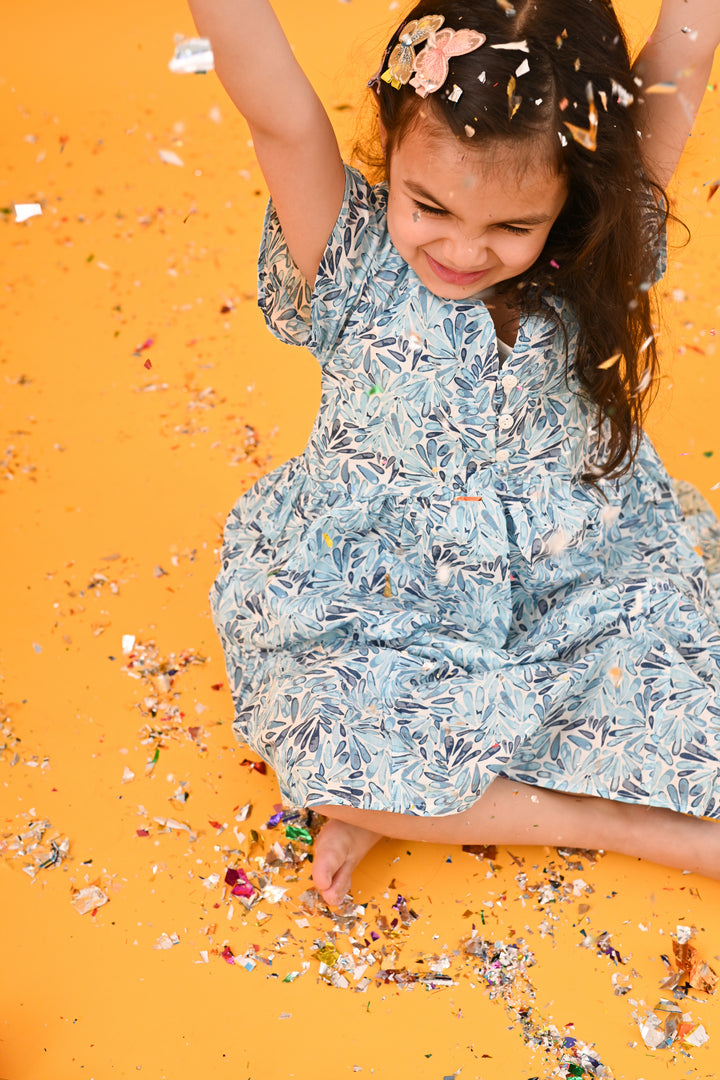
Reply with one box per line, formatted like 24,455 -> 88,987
410,28 -> 486,97
381,15 -> 446,89
372,14 -> 485,98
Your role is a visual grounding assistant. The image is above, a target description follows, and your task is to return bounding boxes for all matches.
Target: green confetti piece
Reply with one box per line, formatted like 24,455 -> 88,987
703,450 -> 714,458
285,825 -> 313,844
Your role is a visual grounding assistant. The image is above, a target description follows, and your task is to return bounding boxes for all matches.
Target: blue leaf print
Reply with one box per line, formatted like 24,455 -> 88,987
211,163 -> 720,821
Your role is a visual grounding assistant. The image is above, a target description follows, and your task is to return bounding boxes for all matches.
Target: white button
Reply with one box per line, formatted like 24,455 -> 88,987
501,374 -> 518,392
498,412 -> 513,430
496,449 -> 510,462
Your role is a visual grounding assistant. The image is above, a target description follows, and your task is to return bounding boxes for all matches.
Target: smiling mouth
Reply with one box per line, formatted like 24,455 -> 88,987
425,252 -> 490,287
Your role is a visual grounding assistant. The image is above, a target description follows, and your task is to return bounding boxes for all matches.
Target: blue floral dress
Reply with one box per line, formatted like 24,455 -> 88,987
211,166 -> 720,818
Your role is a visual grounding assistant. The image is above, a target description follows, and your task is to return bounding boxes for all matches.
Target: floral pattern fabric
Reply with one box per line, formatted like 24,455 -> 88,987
211,166 -> 720,818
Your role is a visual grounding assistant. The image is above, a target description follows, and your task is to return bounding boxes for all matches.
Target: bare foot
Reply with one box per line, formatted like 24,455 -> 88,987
312,817 -> 382,907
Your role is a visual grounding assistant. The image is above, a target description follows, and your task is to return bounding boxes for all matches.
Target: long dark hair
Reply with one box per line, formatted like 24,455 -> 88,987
359,0 -> 669,480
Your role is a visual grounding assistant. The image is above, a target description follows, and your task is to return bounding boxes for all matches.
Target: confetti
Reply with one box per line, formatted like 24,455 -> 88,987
72,886 -> 109,915
158,149 -> 185,168
13,203 -> 42,223
507,76 -> 522,119
490,39 -> 528,52
645,81 -> 677,95
563,83 -> 598,151
168,36 -> 215,74
611,78 -> 634,107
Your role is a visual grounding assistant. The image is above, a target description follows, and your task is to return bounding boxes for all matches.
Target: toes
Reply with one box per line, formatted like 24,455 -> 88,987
311,859 -> 333,892
318,869 -> 350,908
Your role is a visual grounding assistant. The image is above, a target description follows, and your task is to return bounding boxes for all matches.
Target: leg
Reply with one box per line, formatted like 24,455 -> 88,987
311,777 -> 720,906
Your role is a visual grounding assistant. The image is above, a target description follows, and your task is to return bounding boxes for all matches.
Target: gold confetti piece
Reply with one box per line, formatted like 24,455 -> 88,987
708,180 -> 720,201
608,667 -> 622,686
598,352 -> 621,370
322,533 -> 333,548
383,573 -> 393,598
564,84 -> 598,151
507,75 -> 522,119
645,81 -> 677,94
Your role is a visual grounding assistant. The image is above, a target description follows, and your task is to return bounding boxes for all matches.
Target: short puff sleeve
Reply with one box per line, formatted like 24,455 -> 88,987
257,165 -> 387,361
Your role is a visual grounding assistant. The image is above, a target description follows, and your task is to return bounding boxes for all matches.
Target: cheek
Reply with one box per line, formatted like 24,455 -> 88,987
388,205 -> 426,255
504,236 -> 548,270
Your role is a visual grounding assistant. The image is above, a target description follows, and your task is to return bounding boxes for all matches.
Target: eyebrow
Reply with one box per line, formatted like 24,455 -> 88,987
404,180 -> 553,226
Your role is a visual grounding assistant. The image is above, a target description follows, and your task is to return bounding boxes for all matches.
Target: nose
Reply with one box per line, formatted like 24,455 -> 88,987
444,229 -> 488,270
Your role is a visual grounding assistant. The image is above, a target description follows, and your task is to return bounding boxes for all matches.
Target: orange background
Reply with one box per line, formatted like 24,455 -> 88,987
1,1 -> 720,1077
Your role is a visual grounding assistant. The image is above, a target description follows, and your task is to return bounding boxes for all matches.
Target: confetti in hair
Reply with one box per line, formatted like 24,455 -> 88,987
598,352 -> 622,370
563,82 -> 598,151
490,40 -> 529,52
507,75 -> 522,119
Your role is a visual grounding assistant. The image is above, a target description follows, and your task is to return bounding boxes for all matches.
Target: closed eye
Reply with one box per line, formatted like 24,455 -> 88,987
498,223 -> 532,236
413,200 -> 447,217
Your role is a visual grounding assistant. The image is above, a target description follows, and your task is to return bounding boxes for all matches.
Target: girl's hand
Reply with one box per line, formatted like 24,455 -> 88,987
634,0 -> 720,188
188,0 -> 345,286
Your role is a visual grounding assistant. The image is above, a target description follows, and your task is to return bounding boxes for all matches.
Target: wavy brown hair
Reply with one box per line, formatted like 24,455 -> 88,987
358,0 -> 670,480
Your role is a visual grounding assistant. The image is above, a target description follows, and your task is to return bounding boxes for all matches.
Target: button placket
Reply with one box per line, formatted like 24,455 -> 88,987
495,370 -> 522,463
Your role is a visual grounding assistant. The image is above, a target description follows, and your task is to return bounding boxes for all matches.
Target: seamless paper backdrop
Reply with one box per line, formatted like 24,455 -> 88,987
1,1 -> 719,1077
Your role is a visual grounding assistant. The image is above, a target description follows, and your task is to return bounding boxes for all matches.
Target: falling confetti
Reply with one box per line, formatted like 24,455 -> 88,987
645,81 -> 677,94
168,36 -> 215,74
158,149 -> 185,167
13,203 -> 43,223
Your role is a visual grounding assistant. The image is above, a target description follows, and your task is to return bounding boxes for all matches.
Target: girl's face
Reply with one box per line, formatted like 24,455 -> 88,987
386,124 -> 568,300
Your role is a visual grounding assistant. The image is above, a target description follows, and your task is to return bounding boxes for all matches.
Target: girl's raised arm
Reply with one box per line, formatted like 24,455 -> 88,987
188,0 -> 346,285
634,0 -> 720,189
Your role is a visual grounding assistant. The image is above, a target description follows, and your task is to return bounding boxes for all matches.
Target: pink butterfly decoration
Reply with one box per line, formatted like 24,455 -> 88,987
410,28 -> 486,97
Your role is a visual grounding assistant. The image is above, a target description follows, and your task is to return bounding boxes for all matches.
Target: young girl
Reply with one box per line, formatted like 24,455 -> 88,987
191,0 -> 720,906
